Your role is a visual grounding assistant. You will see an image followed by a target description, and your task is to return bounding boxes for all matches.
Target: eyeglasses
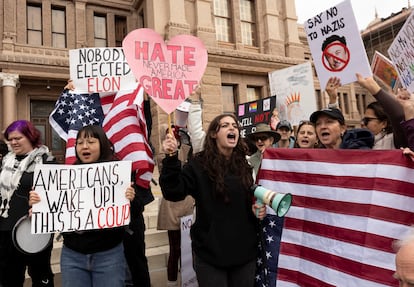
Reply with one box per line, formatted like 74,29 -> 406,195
255,135 -> 270,141
361,117 -> 378,126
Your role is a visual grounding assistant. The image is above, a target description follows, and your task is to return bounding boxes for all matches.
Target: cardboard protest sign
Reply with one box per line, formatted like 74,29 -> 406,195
31,161 -> 132,234
388,10 -> 414,93
268,62 -> 317,126
304,0 -> 371,89
237,96 -> 276,138
371,51 -> 399,90
122,28 -> 208,114
69,48 -> 136,93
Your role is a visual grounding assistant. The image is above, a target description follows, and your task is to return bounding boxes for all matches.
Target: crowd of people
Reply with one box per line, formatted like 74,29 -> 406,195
1,72 -> 414,287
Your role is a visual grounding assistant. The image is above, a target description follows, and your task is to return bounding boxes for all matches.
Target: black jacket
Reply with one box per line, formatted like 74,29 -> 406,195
160,153 -> 259,268
340,128 -> 374,149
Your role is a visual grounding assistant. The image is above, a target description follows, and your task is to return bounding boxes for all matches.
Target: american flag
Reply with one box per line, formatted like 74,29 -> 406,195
49,84 -> 154,188
257,148 -> 414,287
102,85 -> 154,188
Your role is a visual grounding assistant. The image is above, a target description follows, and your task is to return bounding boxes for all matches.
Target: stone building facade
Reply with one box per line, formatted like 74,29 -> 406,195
0,0 -> 404,159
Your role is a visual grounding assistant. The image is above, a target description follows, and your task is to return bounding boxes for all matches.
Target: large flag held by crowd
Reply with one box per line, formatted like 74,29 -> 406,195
49,84 -> 154,188
257,148 -> 414,287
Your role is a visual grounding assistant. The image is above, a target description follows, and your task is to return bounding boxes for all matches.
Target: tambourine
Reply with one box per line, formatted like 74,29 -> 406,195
12,215 -> 53,254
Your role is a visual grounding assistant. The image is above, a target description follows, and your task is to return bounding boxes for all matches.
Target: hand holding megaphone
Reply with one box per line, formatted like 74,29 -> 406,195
253,185 -> 292,217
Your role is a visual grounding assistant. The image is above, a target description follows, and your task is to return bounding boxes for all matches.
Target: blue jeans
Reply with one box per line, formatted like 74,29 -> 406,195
60,243 -> 125,287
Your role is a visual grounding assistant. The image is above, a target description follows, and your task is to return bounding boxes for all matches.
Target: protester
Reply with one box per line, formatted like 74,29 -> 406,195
246,123 -> 283,287
160,113 -> 266,287
274,120 -> 295,148
0,120 -> 55,287
294,120 -> 319,148
246,123 -> 280,177
123,92 -> 154,287
30,125 -> 136,287
269,108 -> 281,131
361,102 -> 395,149
356,74 -> 408,149
326,75 -> 407,148
62,79 -> 153,287
310,107 -> 374,149
393,226 -> 414,286
157,125 -> 195,287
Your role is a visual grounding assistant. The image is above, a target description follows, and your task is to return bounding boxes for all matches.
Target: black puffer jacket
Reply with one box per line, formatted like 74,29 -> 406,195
340,128 -> 374,149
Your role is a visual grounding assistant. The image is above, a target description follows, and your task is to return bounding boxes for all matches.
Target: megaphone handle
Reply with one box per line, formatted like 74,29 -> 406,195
255,198 -> 263,218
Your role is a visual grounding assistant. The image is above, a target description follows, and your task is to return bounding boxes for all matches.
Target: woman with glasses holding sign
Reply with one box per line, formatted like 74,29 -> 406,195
30,125 -> 136,287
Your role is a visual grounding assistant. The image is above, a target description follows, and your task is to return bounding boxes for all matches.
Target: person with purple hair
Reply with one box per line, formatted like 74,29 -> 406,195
0,120 -> 55,287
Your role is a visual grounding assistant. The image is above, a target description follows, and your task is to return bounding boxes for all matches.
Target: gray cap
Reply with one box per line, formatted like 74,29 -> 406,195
276,120 -> 292,131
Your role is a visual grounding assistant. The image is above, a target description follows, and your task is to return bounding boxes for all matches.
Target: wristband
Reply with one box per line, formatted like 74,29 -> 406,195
328,102 -> 339,109
165,151 -> 178,157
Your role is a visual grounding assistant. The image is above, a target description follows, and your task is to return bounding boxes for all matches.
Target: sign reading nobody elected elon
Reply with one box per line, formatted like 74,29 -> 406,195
31,161 -> 132,234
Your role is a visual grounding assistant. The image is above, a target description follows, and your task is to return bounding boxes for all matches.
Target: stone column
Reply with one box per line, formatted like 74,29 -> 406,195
165,0 -> 190,38
0,73 -> 19,129
262,0 -> 285,56
349,82 -> 360,118
282,0 -> 304,58
194,0 -> 216,47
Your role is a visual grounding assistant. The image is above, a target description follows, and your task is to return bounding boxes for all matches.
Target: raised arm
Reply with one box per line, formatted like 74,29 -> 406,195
187,86 -> 206,154
356,73 -> 407,148
325,77 -> 342,108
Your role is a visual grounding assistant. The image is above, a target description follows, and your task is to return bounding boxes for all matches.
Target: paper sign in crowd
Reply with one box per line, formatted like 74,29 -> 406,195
268,62 -> 317,126
237,96 -> 276,137
304,0 -> 371,89
388,10 -> 414,93
31,161 -> 132,234
69,47 -> 137,94
371,51 -> 399,90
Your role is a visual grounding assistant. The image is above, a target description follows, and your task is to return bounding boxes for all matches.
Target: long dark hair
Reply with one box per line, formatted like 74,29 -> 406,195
199,113 -> 253,202
74,125 -> 117,164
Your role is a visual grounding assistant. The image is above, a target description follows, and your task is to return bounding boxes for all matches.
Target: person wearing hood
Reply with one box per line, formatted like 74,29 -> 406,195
310,108 -> 374,149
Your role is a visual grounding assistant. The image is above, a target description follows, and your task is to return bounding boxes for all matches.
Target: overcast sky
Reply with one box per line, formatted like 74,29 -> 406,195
295,0 -> 411,30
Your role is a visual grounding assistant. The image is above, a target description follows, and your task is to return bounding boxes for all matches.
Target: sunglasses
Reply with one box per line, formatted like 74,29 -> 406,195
255,135 -> 270,141
361,117 -> 378,126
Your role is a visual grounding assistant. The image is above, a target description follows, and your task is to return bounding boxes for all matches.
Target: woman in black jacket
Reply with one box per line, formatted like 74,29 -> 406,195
160,113 -> 265,287
0,120 -> 55,287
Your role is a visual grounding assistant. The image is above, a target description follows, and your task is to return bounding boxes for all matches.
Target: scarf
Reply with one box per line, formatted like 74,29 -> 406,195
0,145 -> 49,218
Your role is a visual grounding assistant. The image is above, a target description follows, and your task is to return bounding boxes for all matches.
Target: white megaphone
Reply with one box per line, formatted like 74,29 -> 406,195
253,185 -> 292,217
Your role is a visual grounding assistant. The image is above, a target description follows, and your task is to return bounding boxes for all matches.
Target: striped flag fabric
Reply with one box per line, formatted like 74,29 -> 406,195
102,84 -> 154,188
49,84 -> 154,188
257,148 -> 414,287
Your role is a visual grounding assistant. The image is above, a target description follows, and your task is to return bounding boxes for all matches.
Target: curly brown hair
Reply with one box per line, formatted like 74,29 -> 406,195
198,113 -> 253,202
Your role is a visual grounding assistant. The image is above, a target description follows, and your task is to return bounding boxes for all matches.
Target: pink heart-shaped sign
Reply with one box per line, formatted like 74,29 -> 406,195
123,28 -> 208,114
